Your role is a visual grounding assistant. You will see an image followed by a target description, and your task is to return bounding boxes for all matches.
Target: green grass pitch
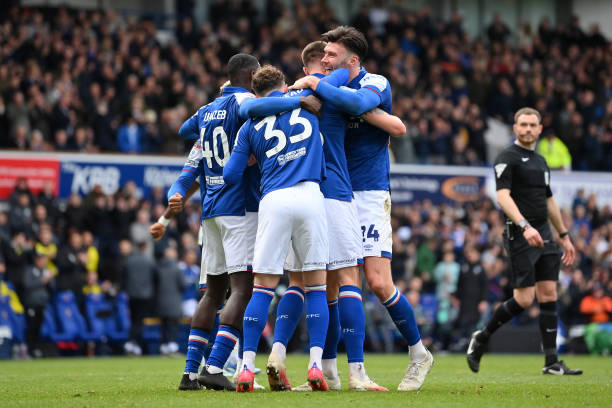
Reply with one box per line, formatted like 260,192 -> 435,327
1,354 -> 610,407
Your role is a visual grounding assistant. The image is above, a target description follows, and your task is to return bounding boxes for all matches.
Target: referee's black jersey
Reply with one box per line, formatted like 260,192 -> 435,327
494,143 -> 553,226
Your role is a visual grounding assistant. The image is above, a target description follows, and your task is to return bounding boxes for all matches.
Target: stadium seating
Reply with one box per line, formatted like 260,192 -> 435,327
105,292 -> 130,344
0,295 -> 14,358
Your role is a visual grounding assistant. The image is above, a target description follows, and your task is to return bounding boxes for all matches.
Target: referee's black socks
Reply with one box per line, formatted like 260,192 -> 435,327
477,298 -> 524,343
539,301 -> 559,366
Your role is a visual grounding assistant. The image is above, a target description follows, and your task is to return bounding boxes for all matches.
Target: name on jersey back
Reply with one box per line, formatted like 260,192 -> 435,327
202,109 -> 227,122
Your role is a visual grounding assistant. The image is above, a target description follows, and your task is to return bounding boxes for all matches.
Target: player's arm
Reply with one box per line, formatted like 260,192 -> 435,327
178,112 -> 199,140
223,125 -> 250,185
239,96 -> 301,118
150,180 -> 200,241
546,196 -> 576,266
361,108 -> 406,137
239,92 -> 322,118
289,69 -> 379,116
289,67 -> 349,90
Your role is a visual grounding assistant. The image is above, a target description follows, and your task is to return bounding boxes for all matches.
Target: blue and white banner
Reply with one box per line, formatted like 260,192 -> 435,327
390,164 -> 488,205
1,152 -> 611,209
59,158 -> 183,198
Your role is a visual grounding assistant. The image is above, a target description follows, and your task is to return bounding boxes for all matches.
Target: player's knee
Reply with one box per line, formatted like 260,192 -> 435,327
514,292 -> 535,308
537,288 -> 557,303
367,274 -> 393,300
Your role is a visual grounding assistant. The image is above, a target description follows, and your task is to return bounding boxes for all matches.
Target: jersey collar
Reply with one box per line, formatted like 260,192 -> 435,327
267,90 -> 285,97
348,67 -> 367,88
513,142 -> 535,153
221,86 -> 250,96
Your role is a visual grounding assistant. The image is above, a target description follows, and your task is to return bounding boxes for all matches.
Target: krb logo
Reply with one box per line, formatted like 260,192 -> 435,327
63,163 -> 120,195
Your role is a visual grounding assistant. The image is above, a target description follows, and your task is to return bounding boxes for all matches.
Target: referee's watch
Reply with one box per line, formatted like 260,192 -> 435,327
518,219 -> 531,231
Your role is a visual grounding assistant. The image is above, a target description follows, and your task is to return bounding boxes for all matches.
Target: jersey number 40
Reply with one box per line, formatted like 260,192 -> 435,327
200,126 -> 230,168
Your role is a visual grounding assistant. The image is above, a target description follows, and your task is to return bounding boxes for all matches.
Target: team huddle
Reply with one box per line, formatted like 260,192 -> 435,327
154,26 -> 433,393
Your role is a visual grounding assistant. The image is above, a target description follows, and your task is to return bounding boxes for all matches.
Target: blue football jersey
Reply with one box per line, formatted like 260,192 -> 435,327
310,73 -> 352,201
344,68 -> 392,191
180,86 -> 260,218
286,87 -> 352,201
233,91 -> 326,197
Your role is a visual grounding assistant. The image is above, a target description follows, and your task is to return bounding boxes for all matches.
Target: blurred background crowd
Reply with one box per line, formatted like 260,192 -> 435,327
2,177 -> 610,357
0,1 -> 611,358
0,2 -> 611,169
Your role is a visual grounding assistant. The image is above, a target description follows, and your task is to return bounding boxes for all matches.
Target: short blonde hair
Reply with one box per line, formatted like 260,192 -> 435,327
219,80 -> 231,95
514,107 -> 541,124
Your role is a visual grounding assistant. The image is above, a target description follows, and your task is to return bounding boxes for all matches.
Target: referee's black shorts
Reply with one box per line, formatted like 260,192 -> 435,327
503,224 -> 561,289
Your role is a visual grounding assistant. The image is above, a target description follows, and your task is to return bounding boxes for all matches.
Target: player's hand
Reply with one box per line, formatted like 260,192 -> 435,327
300,95 -> 322,118
150,222 -> 166,241
247,154 -> 257,166
289,76 -> 319,91
168,193 -> 184,212
478,301 -> 488,314
523,227 -> 544,247
560,236 -> 576,266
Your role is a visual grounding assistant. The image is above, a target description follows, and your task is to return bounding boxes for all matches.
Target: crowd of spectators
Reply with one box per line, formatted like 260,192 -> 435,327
1,176 -> 610,356
0,3 -> 611,169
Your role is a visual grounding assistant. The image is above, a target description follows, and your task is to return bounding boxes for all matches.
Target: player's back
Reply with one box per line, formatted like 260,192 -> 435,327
194,87 -> 257,218
287,86 -> 351,201
344,68 -> 393,191
242,102 -> 325,197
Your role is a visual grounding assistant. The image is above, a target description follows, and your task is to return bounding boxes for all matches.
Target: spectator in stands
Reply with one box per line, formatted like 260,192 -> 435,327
122,241 -> 156,356
432,251 -> 459,350
2,230 -> 33,292
61,194 -> 86,234
21,250 -> 54,357
454,245 -> 489,345
117,116 -> 146,153
55,231 -> 87,303
156,246 -> 186,355
579,283 -> 612,323
179,248 -> 200,318
82,231 -> 99,274
8,193 -> 33,236
35,225 -> 58,277
537,130 -> 572,171
0,6 -> 608,169
130,208 -> 154,259
487,14 -> 511,45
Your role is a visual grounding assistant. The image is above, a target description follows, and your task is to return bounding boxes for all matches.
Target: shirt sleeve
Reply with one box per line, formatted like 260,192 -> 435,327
239,96 -> 301,119
545,163 -> 553,197
314,81 -> 382,116
494,152 -> 513,191
168,140 -> 202,198
322,68 -> 349,87
178,112 -> 199,140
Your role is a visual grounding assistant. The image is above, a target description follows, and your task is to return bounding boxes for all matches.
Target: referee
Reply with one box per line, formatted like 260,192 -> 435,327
467,107 -> 582,375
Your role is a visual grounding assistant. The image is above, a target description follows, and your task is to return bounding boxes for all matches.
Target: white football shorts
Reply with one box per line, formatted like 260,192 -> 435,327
254,181 -> 328,274
285,197 -> 362,271
200,211 -> 257,276
354,190 -> 392,259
